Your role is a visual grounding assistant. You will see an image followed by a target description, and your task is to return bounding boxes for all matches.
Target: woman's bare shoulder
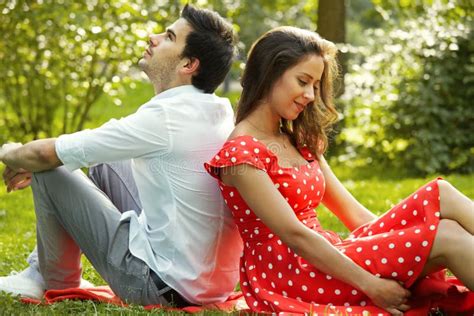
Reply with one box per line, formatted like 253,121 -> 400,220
227,121 -> 257,140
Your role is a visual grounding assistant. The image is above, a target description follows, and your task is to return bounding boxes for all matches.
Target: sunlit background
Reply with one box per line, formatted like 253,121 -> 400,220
1,0 -> 472,175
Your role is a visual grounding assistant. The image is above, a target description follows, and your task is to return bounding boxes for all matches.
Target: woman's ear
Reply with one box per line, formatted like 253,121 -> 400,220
180,57 -> 200,76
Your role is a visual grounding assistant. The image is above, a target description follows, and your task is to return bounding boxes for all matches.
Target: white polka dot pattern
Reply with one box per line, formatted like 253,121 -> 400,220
204,136 -> 442,314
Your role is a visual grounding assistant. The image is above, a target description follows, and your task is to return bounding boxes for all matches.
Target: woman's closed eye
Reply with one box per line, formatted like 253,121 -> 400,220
298,78 -> 319,94
298,78 -> 308,86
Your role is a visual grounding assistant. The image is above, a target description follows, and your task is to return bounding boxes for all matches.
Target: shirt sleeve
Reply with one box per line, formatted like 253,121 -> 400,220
56,105 -> 170,171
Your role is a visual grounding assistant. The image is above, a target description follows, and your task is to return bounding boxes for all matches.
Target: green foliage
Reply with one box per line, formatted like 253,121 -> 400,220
202,0 -> 318,87
0,0 -> 183,143
0,0 -> 319,144
205,0 -> 317,54
346,0 -> 384,46
338,1 -> 473,175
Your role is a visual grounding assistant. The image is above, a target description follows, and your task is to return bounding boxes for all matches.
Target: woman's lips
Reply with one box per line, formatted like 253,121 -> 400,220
295,102 -> 305,112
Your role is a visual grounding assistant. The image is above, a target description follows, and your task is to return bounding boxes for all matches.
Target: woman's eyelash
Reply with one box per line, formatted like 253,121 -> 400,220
298,79 -> 307,85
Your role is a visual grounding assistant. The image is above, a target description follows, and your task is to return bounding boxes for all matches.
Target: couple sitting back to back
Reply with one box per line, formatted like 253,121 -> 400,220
0,4 -> 472,315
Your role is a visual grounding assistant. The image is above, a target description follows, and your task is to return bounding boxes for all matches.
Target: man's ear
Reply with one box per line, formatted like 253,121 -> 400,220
180,57 -> 200,76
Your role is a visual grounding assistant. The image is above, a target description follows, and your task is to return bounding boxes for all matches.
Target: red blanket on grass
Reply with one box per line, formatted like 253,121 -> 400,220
22,273 -> 474,315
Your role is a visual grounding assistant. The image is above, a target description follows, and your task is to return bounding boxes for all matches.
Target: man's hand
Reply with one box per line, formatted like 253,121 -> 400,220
3,166 -> 32,193
0,143 -> 33,193
363,277 -> 411,315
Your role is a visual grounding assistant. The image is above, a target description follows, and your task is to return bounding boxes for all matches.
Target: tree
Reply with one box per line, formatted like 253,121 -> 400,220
317,0 -> 346,96
317,0 -> 346,44
339,1 -> 473,174
0,0 -> 323,139
0,0 -> 184,143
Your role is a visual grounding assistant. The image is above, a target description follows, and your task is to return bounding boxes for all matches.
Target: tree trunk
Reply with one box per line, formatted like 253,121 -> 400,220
317,0 -> 346,96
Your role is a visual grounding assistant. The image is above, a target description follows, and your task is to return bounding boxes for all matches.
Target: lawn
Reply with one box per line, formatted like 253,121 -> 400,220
0,81 -> 472,314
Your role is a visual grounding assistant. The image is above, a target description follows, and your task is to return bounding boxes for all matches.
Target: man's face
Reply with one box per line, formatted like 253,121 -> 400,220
138,18 -> 192,87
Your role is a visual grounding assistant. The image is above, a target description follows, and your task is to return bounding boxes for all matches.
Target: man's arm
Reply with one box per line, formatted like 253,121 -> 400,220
0,139 -> 62,172
1,104 -> 168,175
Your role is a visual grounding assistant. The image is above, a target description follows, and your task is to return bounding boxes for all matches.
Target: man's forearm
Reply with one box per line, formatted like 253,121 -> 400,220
1,139 -> 62,172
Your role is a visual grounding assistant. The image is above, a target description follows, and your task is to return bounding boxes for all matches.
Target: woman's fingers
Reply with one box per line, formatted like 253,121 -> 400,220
386,307 -> 403,316
404,289 -> 411,298
398,303 -> 411,311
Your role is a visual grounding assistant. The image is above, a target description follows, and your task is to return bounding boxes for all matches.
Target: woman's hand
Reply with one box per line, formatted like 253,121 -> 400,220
362,277 -> 411,315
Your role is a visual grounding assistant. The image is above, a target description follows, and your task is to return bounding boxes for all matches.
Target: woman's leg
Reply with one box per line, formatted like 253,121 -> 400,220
422,219 -> 474,290
438,180 -> 474,235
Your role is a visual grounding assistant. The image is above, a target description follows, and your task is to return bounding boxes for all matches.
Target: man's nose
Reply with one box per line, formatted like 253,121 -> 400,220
149,33 -> 162,46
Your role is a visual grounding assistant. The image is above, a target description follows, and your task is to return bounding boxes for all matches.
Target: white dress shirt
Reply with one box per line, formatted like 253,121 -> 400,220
55,85 -> 242,304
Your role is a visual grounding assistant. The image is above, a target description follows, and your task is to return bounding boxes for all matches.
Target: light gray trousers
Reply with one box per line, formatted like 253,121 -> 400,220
29,162 -> 166,305
27,162 -> 142,269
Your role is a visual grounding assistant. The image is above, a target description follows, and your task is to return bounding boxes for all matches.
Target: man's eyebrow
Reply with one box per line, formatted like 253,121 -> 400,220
166,28 -> 177,40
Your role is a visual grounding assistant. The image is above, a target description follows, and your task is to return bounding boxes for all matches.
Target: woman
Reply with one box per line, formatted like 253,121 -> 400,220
205,26 -> 473,315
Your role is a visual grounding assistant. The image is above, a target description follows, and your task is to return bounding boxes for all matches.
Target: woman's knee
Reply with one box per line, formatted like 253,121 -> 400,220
431,219 -> 467,260
437,179 -> 454,196
437,179 -> 461,218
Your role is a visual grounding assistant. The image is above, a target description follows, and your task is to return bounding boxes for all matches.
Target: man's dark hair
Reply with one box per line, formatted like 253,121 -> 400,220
181,4 -> 236,93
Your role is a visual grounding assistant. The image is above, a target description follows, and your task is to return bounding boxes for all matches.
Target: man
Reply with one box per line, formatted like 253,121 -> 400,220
0,4 -> 242,306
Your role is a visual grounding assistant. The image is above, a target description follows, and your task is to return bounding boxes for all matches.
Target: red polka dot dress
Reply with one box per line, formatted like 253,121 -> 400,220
205,135 -> 442,315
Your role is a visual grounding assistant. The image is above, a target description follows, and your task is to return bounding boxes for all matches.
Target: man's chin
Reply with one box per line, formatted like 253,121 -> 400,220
138,59 -> 151,76
138,58 -> 147,70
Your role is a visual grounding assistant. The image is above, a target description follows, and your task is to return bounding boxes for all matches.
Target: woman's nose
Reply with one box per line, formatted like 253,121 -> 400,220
303,87 -> 314,102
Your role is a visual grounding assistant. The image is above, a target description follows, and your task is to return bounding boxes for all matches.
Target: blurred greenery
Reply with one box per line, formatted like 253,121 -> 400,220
205,0 -> 318,53
335,0 -> 473,175
0,0 -> 472,175
0,0 -> 186,142
0,1 -> 472,313
0,0 -> 322,143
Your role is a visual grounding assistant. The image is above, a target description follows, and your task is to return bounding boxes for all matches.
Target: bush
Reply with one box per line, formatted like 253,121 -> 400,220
0,0 -> 180,143
338,1 -> 473,175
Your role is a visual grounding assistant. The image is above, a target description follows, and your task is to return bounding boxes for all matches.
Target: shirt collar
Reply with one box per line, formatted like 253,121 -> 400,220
151,85 -> 204,101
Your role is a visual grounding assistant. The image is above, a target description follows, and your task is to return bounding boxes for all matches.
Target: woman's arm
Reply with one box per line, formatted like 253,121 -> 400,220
221,164 -> 410,314
319,156 -> 376,231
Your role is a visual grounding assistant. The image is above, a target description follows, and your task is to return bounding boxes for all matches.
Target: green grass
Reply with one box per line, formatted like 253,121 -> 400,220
1,80 -> 473,314
317,173 -> 474,234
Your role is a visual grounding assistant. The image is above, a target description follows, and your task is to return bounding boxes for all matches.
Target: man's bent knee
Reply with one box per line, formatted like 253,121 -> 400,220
32,167 -> 68,187
32,167 -> 88,196
33,166 -> 69,179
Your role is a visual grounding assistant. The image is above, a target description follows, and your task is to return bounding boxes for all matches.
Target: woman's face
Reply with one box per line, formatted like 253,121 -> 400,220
266,54 -> 324,121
